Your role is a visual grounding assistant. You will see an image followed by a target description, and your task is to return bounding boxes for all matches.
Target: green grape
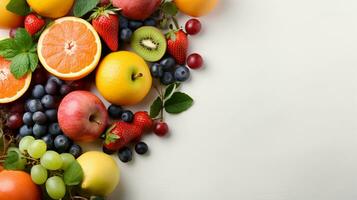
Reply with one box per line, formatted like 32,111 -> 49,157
28,140 -> 47,159
46,176 -> 66,200
7,147 -> 26,170
40,151 -> 63,170
31,164 -> 48,185
19,136 -> 35,153
60,153 -> 75,170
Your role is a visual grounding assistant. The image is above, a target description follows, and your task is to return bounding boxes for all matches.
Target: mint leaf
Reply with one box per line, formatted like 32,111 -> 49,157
4,151 -> 20,170
164,83 -> 180,99
164,92 -> 193,114
14,28 -> 33,51
6,0 -> 30,16
0,39 -> 19,59
161,2 -> 178,16
28,53 -> 38,71
64,161 -> 84,186
10,53 -> 30,79
150,97 -> 163,118
74,0 -> 100,17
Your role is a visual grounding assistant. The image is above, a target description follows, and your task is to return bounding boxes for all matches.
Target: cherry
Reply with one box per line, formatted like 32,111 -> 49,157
187,53 -> 203,69
6,113 -> 23,129
185,19 -> 202,35
154,122 -> 169,137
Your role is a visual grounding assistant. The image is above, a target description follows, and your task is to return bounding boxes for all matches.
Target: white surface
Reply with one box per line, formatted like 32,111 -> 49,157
3,0 -> 357,199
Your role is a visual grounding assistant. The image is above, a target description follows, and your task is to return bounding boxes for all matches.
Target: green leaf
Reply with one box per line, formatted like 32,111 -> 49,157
150,97 -> 163,118
73,0 -> 100,17
14,28 -> 33,51
64,161 -> 84,186
161,2 -> 178,16
10,53 -> 30,79
4,151 -> 19,170
28,53 -> 38,71
164,83 -> 180,99
0,39 -> 19,59
6,0 -> 30,16
164,92 -> 193,114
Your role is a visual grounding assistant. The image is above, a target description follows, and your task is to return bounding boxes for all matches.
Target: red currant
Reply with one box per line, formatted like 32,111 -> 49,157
185,19 -> 202,35
154,122 -> 169,137
6,113 -> 23,129
187,53 -> 203,69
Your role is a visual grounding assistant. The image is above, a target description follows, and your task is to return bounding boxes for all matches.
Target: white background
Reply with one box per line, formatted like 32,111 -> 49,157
2,0 -> 357,199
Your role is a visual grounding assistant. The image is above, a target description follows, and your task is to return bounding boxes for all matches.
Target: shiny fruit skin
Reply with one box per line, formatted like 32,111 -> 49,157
77,151 -> 120,196
0,170 -> 41,200
154,122 -> 169,136
26,0 -> 74,18
0,0 -> 24,28
185,19 -> 201,35
174,0 -> 218,17
96,51 -> 152,106
187,53 -> 203,69
6,113 -> 23,129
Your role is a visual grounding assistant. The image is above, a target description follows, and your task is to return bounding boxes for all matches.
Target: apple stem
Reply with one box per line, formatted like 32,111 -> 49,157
132,73 -> 143,80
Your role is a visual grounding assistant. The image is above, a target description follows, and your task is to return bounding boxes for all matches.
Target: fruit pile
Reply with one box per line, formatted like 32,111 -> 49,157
0,0 -> 218,199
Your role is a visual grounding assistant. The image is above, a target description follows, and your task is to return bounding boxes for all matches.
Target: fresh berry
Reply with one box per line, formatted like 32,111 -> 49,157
128,20 -> 143,30
187,53 -> 203,69
119,15 -> 129,28
32,111 -> 47,124
133,111 -> 153,131
45,109 -> 57,122
150,63 -> 164,78
6,113 -> 23,129
48,123 -> 62,136
160,72 -> 175,85
118,147 -> 132,163
185,18 -> 201,35
120,28 -> 132,42
33,124 -> 47,138
24,13 -> 45,35
19,125 -> 33,137
174,66 -> 190,82
104,122 -> 142,151
32,84 -> 45,99
26,99 -> 43,112
160,57 -> 176,71
91,8 -> 119,51
154,122 -> 169,136
48,76 -> 63,86
42,134 -> 54,150
144,18 -> 156,26
41,95 -> 55,109
69,144 -> 82,158
102,146 -> 116,155
54,135 -> 70,153
59,84 -> 72,96
45,81 -> 58,95
121,110 -> 134,122
135,142 -> 148,155
108,105 -> 123,119
167,30 -> 188,65
23,112 -> 34,125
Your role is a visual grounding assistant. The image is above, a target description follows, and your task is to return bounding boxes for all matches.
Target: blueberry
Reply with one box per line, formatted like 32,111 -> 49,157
19,125 -> 33,137
48,123 -> 62,136
160,72 -> 175,85
121,110 -> 134,122
135,142 -> 148,155
119,15 -> 129,28
32,111 -> 47,124
41,95 -> 55,109
120,28 -> 132,42
23,112 -> 34,125
60,84 -> 72,96
48,76 -> 63,86
33,124 -> 47,138
108,105 -> 123,119
118,147 -> 132,163
32,84 -> 45,99
174,66 -> 190,82
54,135 -> 70,153
45,80 -> 58,95
129,20 -> 143,30
150,63 -> 164,78
42,134 -> 54,150
69,144 -> 82,158
45,109 -> 57,122
160,57 -> 176,71
144,18 -> 156,26
26,99 -> 43,112
102,146 -> 116,155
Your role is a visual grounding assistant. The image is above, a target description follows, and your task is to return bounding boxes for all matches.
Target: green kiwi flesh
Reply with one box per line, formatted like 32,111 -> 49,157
131,26 -> 167,62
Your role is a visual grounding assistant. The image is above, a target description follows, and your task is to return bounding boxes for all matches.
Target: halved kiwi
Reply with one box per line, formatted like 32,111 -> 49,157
131,26 -> 167,62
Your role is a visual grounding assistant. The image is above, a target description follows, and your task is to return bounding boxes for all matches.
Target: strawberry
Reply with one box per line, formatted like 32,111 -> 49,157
133,111 -> 153,132
104,122 -> 142,151
24,14 -> 45,35
167,30 -> 189,65
91,7 -> 119,51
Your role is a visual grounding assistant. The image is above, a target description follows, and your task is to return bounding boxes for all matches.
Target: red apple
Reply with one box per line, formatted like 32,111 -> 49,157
112,0 -> 161,20
58,91 -> 108,142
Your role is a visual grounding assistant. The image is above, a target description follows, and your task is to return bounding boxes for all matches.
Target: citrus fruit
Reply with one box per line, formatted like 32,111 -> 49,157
38,17 -> 101,81
0,0 -> 24,28
174,0 -> 219,17
0,170 -> 41,200
96,51 -> 152,106
77,151 -> 120,196
0,56 -> 31,104
27,0 -> 74,18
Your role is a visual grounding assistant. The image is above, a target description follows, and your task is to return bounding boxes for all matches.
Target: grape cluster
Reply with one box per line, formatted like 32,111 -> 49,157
19,76 -> 82,157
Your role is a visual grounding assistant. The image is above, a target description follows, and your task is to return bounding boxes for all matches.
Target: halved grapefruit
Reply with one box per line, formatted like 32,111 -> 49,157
37,17 -> 102,80
0,57 -> 31,104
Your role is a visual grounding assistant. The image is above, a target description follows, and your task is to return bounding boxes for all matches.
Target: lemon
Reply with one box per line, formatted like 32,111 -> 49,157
27,0 -> 74,18
77,151 -> 120,196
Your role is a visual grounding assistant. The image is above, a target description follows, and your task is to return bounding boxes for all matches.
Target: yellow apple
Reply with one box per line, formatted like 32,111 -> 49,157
95,51 -> 152,106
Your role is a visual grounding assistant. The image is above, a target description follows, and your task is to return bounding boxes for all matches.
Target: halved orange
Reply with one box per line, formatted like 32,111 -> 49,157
37,17 -> 102,80
0,57 -> 31,104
